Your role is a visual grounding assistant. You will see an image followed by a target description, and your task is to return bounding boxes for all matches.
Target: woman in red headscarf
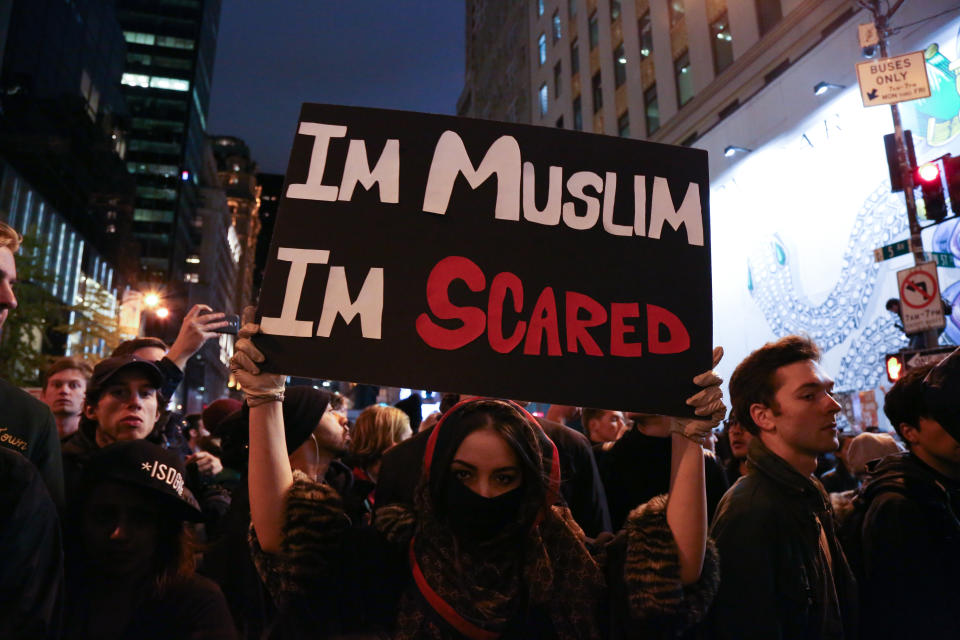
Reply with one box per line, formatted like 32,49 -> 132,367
231,318 -> 725,639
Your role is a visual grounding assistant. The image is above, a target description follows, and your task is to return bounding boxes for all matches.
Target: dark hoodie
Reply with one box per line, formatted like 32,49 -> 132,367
847,451 -> 960,640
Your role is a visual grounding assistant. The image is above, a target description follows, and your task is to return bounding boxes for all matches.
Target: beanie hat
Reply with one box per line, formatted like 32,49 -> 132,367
82,440 -> 203,521
923,347 -> 960,444
846,432 -> 904,475
203,398 -> 242,436
217,386 -> 333,466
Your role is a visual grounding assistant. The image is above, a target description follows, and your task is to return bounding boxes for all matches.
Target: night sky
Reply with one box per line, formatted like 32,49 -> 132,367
207,1 -> 466,175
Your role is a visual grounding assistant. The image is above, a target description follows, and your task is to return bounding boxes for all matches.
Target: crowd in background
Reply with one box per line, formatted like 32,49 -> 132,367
3,219 -> 960,639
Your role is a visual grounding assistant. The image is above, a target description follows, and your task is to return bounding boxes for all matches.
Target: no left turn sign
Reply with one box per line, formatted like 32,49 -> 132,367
897,261 -> 945,333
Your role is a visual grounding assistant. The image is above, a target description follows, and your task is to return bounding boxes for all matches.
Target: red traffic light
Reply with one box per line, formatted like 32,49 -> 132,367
885,353 -> 904,382
917,162 -> 940,183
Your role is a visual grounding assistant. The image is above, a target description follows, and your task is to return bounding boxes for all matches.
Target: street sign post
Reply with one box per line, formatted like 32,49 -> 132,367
924,252 -> 956,268
874,239 -> 911,262
897,261 -> 945,333
856,50 -> 931,107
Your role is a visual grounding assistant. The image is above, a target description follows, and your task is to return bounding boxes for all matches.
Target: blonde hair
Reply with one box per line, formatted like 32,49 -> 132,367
0,221 -> 21,252
349,405 -> 411,468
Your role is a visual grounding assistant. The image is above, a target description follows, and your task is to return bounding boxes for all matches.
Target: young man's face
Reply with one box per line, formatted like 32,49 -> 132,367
85,372 -> 161,446
314,406 -> 350,456
589,410 -> 627,444
727,421 -> 753,459
761,359 -> 842,459
42,369 -> 88,417
0,246 -> 18,332
909,417 -> 960,471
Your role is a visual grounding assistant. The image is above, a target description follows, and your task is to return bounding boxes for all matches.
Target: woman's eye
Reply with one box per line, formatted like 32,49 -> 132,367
452,469 -> 471,481
495,473 -> 517,486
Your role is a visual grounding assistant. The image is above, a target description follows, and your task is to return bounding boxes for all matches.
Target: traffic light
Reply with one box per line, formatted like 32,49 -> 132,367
916,161 -> 948,221
945,154 -> 960,216
885,353 -> 904,382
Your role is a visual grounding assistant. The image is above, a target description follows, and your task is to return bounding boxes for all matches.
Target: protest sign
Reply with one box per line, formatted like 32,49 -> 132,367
254,103 -> 712,416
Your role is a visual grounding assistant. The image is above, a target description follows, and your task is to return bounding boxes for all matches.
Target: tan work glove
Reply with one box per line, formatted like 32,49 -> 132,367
669,346 -> 727,445
229,306 -> 286,407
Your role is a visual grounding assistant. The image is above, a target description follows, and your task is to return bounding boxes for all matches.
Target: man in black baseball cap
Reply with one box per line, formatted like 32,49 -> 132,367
61,355 -> 165,502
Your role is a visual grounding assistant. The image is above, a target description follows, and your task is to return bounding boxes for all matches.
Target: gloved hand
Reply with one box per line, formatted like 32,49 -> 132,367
670,346 -> 727,445
229,306 -> 286,407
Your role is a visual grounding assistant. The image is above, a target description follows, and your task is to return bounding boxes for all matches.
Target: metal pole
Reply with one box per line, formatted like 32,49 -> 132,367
871,1 -> 938,348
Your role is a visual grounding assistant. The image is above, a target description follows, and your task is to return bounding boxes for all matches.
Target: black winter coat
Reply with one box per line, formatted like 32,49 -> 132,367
851,452 -> 960,640
707,438 -> 858,640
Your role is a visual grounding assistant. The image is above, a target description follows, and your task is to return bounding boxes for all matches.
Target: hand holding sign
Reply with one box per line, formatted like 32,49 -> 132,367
669,346 -> 726,444
230,307 -> 286,407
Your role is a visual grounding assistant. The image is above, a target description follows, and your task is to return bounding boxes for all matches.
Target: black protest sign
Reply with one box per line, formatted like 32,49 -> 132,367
255,103 -> 712,416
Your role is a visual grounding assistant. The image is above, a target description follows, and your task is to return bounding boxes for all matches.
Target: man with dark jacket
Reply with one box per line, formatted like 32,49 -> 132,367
0,222 -> 65,510
709,335 -> 857,640
376,403 -> 612,537
846,357 -> 960,639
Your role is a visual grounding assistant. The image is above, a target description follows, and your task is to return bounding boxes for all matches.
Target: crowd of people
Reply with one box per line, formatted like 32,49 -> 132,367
2,214 -> 960,640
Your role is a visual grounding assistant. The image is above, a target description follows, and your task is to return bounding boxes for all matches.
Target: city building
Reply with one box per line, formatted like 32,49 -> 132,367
252,172 -> 283,301
0,0 -> 135,378
465,0 -> 960,429
211,136 -> 261,315
117,0 -> 221,298
459,1 -> 531,122
178,138 -> 240,412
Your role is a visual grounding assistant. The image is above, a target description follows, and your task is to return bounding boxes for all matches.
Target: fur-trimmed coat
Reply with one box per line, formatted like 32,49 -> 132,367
250,471 -> 719,639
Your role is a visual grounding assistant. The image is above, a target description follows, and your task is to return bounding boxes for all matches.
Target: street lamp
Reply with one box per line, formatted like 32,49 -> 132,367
155,306 -> 170,319
813,81 -> 846,96
143,292 -> 161,308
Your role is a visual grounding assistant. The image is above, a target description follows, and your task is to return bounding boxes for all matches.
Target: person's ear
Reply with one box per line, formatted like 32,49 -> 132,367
900,422 -> 920,446
83,403 -> 97,420
750,403 -> 776,433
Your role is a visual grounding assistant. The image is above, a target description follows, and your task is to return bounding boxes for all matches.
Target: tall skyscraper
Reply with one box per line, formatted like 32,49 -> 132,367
117,0 -> 221,295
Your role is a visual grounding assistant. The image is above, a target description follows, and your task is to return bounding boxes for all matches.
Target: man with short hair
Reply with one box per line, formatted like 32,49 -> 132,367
41,357 -> 93,440
709,335 -> 857,639
582,407 -> 628,445
0,221 -> 65,509
847,357 -> 960,639
722,412 -> 753,485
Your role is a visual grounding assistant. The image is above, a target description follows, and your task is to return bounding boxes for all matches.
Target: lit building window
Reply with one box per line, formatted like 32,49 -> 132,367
614,44 -> 627,87
539,33 -> 547,65
610,0 -> 621,21
554,61 -> 562,97
538,0 -> 544,16
573,96 -> 582,130
618,111 -> 630,137
674,50 -> 694,107
638,12 -> 653,58
669,0 -> 685,27
589,12 -> 599,49
123,31 -> 155,45
710,12 -> 734,74
149,76 -> 190,91
186,255 -> 200,264
184,273 -> 199,283
155,35 -> 195,50
121,73 -> 150,88
644,84 -> 660,134
552,10 -> 562,43
539,83 -> 549,117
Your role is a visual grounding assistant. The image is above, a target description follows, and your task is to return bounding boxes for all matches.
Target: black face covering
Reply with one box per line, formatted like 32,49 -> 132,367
442,478 -> 525,542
